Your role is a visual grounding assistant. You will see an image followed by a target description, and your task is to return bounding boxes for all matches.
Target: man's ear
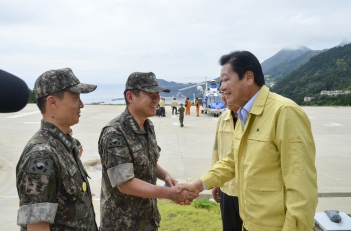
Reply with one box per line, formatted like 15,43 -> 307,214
245,71 -> 254,86
125,91 -> 134,104
46,95 -> 58,109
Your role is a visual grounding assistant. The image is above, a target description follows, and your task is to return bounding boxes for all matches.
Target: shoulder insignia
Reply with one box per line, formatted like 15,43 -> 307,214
35,132 -> 49,144
28,158 -> 53,175
108,135 -> 124,148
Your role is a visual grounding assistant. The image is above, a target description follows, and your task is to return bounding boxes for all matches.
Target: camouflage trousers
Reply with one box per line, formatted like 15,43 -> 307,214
179,116 -> 184,126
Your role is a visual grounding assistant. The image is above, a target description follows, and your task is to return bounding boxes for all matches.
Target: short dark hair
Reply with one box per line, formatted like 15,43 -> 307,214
36,90 -> 65,114
124,89 -> 140,105
219,51 -> 265,86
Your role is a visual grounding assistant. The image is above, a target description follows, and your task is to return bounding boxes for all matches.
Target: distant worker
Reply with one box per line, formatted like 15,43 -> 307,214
178,103 -> 185,127
171,98 -> 178,115
212,95 -> 242,231
16,68 -> 98,230
185,97 -> 191,115
195,98 -> 200,116
160,97 -> 166,117
68,128 -> 83,158
98,72 -> 197,230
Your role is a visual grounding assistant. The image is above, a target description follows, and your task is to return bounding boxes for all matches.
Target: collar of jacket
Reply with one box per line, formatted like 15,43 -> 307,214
123,108 -> 154,134
249,85 -> 269,116
223,109 -> 233,121
40,120 -> 74,151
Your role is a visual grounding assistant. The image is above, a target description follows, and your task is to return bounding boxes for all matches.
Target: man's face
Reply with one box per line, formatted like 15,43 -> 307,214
221,94 -> 227,105
220,63 -> 248,109
221,92 -> 240,112
55,91 -> 84,127
133,90 -> 160,117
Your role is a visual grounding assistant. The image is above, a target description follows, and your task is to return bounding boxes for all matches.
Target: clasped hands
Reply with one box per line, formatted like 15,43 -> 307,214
167,179 -> 204,205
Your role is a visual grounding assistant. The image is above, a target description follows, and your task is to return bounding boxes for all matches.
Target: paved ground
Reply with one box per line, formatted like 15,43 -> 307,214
1,104 -> 350,230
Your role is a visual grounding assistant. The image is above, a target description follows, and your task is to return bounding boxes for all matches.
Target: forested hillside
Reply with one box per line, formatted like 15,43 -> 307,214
265,50 -> 322,82
271,43 -> 351,105
261,46 -> 311,73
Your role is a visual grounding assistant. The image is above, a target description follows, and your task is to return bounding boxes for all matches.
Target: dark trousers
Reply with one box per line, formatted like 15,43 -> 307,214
160,107 -> 165,117
172,106 -> 177,115
220,190 -> 244,231
156,109 -> 160,116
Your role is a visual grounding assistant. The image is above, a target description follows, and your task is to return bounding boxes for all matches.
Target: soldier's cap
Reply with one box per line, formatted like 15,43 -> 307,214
125,72 -> 170,93
34,68 -> 97,99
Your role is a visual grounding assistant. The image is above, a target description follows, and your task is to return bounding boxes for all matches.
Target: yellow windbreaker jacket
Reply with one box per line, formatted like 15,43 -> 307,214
159,100 -> 165,107
211,109 -> 237,196
201,86 -> 318,231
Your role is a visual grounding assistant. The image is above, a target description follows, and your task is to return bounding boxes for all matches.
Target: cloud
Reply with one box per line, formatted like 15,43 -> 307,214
1,0 -> 351,84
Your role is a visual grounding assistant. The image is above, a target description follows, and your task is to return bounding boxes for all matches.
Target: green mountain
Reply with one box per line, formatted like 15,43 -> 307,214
271,43 -> 351,105
261,46 -> 311,73
265,50 -> 322,82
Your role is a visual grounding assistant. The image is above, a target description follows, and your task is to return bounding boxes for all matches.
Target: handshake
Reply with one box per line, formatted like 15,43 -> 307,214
166,179 -> 204,205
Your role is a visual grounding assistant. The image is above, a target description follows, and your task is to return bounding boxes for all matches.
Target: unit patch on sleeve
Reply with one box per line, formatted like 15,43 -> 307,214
107,135 -> 124,148
28,158 -> 53,175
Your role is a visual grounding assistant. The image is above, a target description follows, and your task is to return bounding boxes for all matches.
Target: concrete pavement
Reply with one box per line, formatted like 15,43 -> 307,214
1,104 -> 350,230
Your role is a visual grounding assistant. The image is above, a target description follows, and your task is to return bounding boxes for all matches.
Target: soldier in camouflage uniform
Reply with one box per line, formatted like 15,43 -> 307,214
16,68 -> 98,231
98,72 -> 198,231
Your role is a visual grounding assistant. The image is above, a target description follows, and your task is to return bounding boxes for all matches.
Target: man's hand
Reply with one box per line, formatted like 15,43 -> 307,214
212,187 -> 220,203
164,175 -> 178,187
156,164 -> 178,187
177,180 -> 204,195
175,180 -> 204,205
169,186 -> 198,205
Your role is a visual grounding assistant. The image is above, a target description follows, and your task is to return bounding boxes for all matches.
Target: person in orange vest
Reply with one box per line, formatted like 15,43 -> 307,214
185,98 -> 191,115
195,98 -> 200,116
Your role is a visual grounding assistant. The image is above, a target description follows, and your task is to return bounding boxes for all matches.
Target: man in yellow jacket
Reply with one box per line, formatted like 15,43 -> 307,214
171,98 -> 178,115
159,97 -> 166,117
212,96 -> 242,231
178,51 -> 318,231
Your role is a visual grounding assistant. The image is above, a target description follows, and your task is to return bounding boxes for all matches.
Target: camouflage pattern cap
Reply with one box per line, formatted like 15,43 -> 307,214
34,68 -> 97,99
125,72 -> 170,93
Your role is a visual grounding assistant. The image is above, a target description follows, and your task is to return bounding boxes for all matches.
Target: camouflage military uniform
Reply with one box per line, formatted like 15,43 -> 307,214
98,108 -> 161,231
178,105 -> 185,127
16,120 -> 98,231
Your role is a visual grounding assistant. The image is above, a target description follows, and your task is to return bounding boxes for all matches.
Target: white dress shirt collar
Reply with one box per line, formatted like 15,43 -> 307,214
238,90 -> 260,126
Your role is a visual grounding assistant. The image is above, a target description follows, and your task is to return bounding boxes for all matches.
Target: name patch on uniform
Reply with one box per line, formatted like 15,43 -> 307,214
28,158 -> 53,176
131,144 -> 142,152
108,135 -> 124,148
68,164 -> 78,177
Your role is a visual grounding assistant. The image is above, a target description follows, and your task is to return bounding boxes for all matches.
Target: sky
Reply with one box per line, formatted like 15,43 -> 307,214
1,0 -> 351,86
